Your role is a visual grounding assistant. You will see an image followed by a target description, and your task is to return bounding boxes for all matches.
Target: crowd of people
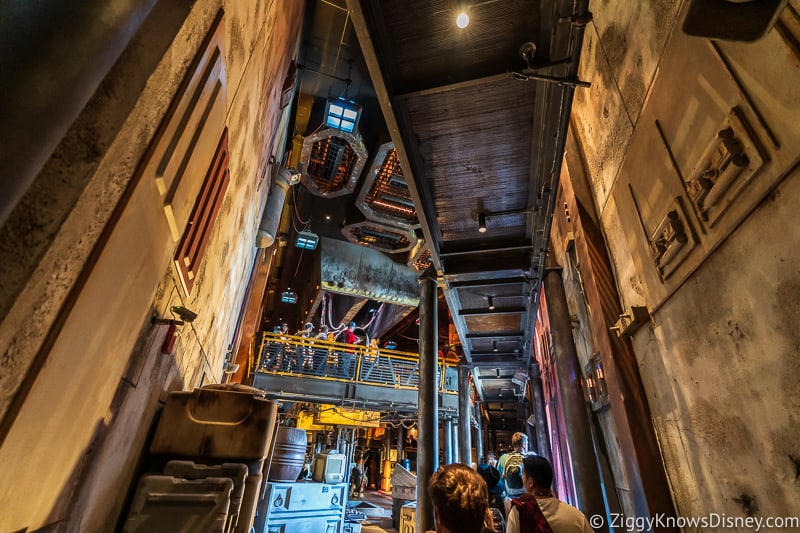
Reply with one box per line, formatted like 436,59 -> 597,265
263,321 -> 361,375
426,432 -> 595,533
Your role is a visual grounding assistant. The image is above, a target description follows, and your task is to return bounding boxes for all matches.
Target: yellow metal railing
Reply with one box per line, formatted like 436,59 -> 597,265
253,331 -> 458,393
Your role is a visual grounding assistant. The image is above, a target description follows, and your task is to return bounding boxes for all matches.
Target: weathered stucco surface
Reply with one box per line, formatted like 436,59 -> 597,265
637,169 -> 800,517
0,0 -> 303,529
569,0 -> 800,522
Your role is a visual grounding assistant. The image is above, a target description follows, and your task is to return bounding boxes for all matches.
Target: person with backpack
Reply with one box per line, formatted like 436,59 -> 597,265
499,432 -> 529,498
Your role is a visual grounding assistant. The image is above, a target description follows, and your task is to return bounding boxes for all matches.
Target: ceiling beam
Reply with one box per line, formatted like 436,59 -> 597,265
466,332 -> 524,339
447,276 -> 529,289
439,244 -> 533,258
345,0 -> 445,271
394,72 -> 511,100
459,306 -> 526,316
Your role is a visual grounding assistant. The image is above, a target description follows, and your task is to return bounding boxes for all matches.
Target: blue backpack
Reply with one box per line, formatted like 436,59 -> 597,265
503,452 -> 525,496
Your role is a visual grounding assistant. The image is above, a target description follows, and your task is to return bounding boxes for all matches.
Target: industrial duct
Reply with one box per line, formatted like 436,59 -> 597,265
256,167 -> 300,248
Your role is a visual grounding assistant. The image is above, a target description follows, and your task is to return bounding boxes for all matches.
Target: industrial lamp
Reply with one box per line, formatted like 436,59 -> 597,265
281,289 -> 298,304
478,212 -> 487,233
295,230 -> 319,250
325,98 -> 361,133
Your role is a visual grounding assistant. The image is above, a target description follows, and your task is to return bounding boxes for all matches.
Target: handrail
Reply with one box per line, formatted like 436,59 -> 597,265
253,331 -> 458,393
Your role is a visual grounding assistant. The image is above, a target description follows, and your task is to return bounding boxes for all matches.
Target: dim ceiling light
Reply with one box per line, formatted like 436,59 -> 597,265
456,12 -> 469,29
478,212 -> 487,233
488,296 -> 495,310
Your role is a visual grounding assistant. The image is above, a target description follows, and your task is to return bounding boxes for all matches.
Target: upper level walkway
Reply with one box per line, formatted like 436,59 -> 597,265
251,331 -> 459,413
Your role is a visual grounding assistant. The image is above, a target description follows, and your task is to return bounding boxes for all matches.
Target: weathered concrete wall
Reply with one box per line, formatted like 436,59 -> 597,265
570,0 -> 800,522
0,0 -> 303,530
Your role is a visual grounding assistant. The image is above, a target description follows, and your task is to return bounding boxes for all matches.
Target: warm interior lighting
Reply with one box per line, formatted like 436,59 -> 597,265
478,212 -> 487,233
488,296 -> 495,310
456,12 -> 470,28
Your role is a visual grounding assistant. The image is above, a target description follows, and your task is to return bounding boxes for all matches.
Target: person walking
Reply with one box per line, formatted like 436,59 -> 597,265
505,455 -> 594,533
426,463 -> 497,533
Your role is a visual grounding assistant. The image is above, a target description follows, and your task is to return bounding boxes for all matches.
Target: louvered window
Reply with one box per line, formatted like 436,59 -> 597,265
174,128 -> 230,295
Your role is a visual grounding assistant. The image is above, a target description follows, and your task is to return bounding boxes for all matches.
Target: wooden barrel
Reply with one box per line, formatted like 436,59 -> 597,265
267,427 -> 307,481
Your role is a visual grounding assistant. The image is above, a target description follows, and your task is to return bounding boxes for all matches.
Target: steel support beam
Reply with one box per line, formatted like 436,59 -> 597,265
444,417 -> 453,464
416,269 -> 438,532
543,265 -> 605,518
458,364 -> 472,464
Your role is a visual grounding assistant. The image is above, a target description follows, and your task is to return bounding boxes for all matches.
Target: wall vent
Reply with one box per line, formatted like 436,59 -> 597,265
174,128 -> 230,295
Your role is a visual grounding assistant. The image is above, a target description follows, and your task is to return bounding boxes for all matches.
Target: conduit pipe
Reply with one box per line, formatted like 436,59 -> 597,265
256,167 -> 300,248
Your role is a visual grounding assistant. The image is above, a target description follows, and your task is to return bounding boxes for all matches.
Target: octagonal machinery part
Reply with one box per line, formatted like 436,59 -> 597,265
299,128 -> 368,198
356,142 -> 420,229
342,220 -> 418,254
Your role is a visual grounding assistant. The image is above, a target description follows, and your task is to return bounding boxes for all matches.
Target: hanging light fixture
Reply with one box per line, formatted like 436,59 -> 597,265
478,212 -> 487,233
280,289 -> 298,304
488,296 -> 495,310
492,340 -> 498,352
295,230 -> 319,250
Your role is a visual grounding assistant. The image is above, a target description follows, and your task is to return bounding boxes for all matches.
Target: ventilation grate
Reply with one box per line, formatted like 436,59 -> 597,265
365,148 -> 417,224
306,136 -> 357,194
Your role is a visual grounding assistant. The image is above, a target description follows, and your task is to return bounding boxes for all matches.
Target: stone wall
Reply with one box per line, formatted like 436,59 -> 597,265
0,0 -> 303,529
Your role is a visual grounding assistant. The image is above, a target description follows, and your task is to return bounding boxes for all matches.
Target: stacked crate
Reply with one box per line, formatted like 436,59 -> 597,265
122,384 -> 278,533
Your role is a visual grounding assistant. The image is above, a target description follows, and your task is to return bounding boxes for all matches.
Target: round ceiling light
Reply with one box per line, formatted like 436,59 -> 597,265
456,12 -> 469,29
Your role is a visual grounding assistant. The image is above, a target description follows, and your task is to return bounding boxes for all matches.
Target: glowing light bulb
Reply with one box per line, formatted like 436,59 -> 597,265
456,12 -> 469,29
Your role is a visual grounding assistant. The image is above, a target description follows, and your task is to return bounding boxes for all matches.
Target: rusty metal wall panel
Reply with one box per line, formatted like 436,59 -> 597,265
320,237 -> 420,306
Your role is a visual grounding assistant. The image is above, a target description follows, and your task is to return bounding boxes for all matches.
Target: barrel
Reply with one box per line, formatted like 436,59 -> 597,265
267,427 -> 307,481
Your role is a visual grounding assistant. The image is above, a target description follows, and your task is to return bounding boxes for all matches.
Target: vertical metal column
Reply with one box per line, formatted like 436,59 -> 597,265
543,265 -> 605,518
474,406 -> 485,464
417,269 -> 438,532
458,364 -> 472,464
451,422 -> 459,463
444,417 -> 453,464
530,361 -> 552,461
396,424 -> 404,464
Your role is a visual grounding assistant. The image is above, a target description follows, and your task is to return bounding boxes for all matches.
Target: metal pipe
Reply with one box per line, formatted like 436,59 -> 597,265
543,264 -> 605,518
416,269 -> 438,532
451,421 -> 459,464
474,406 -> 485,464
444,417 -> 453,464
256,168 -> 299,247
458,364 -> 473,464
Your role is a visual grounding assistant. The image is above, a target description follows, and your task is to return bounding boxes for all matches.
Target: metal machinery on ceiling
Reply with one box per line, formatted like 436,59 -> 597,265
269,0 -> 589,436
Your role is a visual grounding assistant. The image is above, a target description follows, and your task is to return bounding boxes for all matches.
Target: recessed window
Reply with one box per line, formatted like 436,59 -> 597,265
584,353 -> 610,411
